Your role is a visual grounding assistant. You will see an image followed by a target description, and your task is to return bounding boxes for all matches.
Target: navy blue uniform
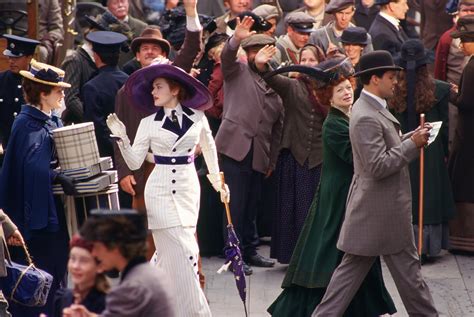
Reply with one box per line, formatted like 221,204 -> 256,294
0,70 -> 24,157
0,105 -> 69,317
83,65 -> 128,157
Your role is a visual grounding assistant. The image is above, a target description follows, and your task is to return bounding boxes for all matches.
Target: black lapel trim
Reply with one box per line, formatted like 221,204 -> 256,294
154,108 -> 165,121
182,106 -> 195,116
162,117 -> 181,136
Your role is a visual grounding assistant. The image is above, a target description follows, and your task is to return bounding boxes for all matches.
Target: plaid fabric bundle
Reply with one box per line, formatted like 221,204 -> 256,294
53,123 -> 100,170
52,170 -> 117,194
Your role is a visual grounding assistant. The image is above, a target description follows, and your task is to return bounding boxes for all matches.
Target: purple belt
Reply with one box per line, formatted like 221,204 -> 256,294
154,155 -> 195,165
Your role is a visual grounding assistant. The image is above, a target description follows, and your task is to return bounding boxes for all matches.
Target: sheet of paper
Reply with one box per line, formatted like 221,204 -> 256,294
427,121 -> 442,146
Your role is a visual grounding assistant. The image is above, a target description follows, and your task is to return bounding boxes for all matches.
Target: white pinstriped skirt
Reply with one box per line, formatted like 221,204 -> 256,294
151,226 -> 211,317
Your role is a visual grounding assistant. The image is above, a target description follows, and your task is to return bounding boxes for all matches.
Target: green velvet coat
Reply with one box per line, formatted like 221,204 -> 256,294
268,108 -> 396,317
394,80 -> 456,225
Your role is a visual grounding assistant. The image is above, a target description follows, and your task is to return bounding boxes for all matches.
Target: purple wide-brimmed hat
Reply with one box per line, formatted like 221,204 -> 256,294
124,63 -> 212,112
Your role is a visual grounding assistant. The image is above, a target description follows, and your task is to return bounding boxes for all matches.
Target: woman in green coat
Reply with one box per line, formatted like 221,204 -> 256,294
389,39 -> 456,261
268,57 -> 396,317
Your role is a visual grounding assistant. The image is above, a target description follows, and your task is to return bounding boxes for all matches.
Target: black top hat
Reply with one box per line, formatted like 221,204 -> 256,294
395,39 -> 432,69
451,15 -> 474,42
80,209 -> 148,243
341,26 -> 369,45
2,34 -> 40,58
354,50 -> 402,76
86,31 -> 128,54
227,11 -> 273,32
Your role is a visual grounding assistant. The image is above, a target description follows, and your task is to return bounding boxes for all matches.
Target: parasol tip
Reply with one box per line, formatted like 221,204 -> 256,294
217,261 -> 232,274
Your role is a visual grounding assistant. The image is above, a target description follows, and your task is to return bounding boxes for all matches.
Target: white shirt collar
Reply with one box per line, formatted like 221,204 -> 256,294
362,89 -> 387,109
82,42 -> 95,62
164,103 -> 183,118
379,12 -> 400,30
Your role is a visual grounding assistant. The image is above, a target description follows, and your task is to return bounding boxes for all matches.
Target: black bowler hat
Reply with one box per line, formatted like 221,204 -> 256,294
80,209 -> 148,243
395,39 -> 432,69
451,15 -> 474,42
2,34 -> 40,58
227,11 -> 273,32
341,27 -> 369,45
354,50 -> 402,76
86,31 -> 128,54
204,32 -> 229,56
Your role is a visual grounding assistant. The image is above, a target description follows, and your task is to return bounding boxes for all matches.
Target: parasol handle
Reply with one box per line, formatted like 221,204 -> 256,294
418,113 -> 425,257
219,172 -> 233,226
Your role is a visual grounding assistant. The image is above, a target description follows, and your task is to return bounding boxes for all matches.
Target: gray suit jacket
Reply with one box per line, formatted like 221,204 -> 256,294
101,262 -> 175,317
216,39 -> 284,173
337,91 -> 419,256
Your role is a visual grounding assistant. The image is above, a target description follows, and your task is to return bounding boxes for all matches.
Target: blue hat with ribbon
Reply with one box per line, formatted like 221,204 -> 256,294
2,34 -> 40,58
20,59 -> 71,88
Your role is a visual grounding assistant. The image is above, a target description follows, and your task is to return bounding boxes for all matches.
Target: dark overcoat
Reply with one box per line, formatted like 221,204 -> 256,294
0,71 -> 24,151
83,66 -> 128,157
368,14 -> 408,55
449,56 -> 474,202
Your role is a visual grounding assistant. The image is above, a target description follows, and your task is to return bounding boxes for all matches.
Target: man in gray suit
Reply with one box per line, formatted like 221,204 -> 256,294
312,51 -> 438,316
216,16 -> 284,274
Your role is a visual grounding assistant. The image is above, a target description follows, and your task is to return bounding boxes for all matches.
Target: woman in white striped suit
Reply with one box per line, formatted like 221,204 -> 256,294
107,63 -> 229,316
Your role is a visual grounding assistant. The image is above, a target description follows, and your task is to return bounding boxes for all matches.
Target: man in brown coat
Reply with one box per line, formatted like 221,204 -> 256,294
216,16 -> 284,274
312,51 -> 438,316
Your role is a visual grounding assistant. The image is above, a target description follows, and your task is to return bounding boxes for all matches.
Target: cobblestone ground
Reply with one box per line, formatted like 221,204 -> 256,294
202,246 -> 474,317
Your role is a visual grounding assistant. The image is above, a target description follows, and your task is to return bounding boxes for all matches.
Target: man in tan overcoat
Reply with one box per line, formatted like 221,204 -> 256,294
312,51 -> 438,316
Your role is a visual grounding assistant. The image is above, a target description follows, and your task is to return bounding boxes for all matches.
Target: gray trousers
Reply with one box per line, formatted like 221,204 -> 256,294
312,243 -> 438,317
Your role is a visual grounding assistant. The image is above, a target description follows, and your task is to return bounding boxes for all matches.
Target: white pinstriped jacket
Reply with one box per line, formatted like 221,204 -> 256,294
117,104 -> 220,229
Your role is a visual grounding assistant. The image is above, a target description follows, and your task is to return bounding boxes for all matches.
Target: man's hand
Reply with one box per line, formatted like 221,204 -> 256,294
63,304 -> 97,317
233,16 -> 256,42
410,127 -> 430,148
254,45 -> 277,72
119,175 -> 136,196
265,168 -> 273,179
183,0 -> 198,17
7,230 -> 24,247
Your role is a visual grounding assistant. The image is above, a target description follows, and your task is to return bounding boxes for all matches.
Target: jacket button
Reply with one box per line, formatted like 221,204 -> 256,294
172,148 -> 176,152
187,149 -> 191,152
189,256 -> 193,260
17,85 -> 21,89
172,169 -> 176,173
0,99 -> 3,102
172,190 -> 176,194
172,180 -> 176,184
14,98 -> 19,102
171,158 -> 176,163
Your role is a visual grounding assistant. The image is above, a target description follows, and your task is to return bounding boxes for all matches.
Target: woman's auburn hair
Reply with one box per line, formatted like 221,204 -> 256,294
162,77 -> 189,102
388,66 -> 436,114
22,78 -> 53,106
315,76 -> 356,107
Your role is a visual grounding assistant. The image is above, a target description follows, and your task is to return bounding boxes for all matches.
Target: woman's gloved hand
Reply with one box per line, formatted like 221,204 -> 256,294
106,113 -> 130,144
55,173 -> 78,196
207,172 -> 230,203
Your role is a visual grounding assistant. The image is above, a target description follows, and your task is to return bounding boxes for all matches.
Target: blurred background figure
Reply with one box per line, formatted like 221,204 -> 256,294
389,39 -> 455,263
53,235 -> 109,317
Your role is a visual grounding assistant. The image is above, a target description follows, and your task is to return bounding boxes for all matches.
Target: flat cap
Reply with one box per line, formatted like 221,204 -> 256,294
252,4 -> 281,22
241,34 -> 276,49
325,0 -> 355,14
285,12 -> 315,33
451,15 -> 474,41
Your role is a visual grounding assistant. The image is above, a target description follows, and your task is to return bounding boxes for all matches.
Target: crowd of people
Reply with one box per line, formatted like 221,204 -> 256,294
0,0 -> 474,316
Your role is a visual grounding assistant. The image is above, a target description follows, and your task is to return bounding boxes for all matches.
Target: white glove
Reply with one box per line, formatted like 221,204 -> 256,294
106,113 -> 130,145
207,172 -> 230,203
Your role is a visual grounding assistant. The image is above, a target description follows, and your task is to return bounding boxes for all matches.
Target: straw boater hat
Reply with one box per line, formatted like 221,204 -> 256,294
124,63 -> 212,113
19,59 -> 71,88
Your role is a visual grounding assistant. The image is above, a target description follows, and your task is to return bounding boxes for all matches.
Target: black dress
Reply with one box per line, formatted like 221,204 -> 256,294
53,287 -> 107,317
